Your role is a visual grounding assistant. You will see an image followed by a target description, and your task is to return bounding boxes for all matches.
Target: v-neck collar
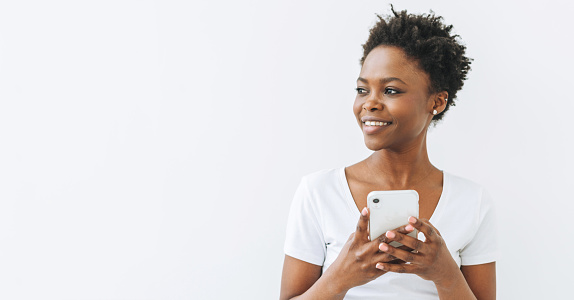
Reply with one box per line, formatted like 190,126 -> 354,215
338,167 -> 450,225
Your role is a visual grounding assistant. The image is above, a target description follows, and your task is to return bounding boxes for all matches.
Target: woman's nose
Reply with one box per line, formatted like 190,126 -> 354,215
363,94 -> 383,111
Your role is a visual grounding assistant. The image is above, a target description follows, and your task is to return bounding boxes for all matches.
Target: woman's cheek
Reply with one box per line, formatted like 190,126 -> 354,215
353,99 -> 364,121
353,97 -> 362,111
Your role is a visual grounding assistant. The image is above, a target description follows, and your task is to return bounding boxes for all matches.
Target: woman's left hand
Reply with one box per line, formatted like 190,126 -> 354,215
375,216 -> 460,287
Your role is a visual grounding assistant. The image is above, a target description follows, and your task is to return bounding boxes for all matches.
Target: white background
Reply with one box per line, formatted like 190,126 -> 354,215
0,0 -> 572,299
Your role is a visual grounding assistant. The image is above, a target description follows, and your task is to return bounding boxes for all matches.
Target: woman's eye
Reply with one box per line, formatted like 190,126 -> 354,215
384,88 -> 400,95
356,88 -> 368,95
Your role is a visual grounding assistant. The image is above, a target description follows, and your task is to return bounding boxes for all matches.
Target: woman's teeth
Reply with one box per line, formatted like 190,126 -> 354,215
364,121 -> 390,126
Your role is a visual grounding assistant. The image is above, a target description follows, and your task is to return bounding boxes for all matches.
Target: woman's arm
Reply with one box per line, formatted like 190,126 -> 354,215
280,255 -> 345,300
432,262 -> 495,299
461,262 -> 496,299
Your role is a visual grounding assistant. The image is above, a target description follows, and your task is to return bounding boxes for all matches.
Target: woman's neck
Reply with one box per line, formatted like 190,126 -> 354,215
364,138 -> 436,189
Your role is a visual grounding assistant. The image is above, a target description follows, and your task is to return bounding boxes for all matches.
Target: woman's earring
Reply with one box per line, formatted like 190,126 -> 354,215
432,109 -> 438,115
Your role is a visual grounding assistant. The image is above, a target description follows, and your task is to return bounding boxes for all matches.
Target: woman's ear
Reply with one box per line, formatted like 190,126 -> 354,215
433,91 -> 449,114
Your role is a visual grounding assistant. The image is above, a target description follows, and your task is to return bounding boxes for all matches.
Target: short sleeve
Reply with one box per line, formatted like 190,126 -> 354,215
283,176 -> 326,266
460,189 -> 499,266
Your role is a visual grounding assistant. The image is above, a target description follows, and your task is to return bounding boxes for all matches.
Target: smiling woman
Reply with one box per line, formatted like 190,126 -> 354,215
354,46 -> 445,151
280,7 -> 497,300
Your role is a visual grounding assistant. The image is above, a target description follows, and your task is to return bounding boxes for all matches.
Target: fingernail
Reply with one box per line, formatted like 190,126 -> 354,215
379,243 -> 388,251
408,216 -> 417,223
385,231 -> 395,238
405,224 -> 414,231
361,207 -> 368,216
376,263 -> 385,270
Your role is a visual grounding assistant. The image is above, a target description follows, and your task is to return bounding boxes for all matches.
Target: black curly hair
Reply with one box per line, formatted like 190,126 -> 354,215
360,6 -> 472,122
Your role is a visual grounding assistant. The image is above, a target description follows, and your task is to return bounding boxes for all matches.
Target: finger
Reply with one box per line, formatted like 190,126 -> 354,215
396,244 -> 415,253
373,251 -> 398,263
354,207 -> 370,242
371,223 -> 415,248
386,258 -> 405,264
395,223 -> 416,235
408,217 -> 440,242
384,230 -> 427,253
370,239 -> 414,253
375,261 -> 419,274
394,225 -> 416,252
378,242 -> 422,264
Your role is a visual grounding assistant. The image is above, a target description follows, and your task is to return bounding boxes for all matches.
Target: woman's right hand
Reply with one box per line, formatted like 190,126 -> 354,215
323,207 -> 414,293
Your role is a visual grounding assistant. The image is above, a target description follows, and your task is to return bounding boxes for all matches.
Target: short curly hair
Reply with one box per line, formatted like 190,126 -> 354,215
360,6 -> 472,122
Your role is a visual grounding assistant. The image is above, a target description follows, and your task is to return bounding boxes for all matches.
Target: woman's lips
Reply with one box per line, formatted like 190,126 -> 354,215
362,122 -> 392,134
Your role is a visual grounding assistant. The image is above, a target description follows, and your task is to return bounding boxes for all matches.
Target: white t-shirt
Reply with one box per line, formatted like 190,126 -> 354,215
284,167 -> 498,300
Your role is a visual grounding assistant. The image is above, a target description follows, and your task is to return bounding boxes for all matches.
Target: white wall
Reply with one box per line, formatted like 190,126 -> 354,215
0,1 -> 572,299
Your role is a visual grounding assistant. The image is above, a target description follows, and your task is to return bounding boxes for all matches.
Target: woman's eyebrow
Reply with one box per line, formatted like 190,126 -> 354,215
357,77 -> 407,86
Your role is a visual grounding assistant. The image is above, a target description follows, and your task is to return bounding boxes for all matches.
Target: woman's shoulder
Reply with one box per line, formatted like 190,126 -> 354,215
300,167 -> 343,183
443,171 -> 493,206
444,171 -> 483,191
290,167 -> 350,211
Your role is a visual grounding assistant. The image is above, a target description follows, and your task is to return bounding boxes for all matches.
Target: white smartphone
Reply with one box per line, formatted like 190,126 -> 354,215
368,190 -> 419,247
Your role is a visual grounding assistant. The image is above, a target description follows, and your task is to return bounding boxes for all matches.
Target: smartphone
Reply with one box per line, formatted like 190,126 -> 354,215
368,190 -> 419,247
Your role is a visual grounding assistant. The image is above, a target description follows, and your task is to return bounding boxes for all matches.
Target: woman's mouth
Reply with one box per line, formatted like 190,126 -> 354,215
362,121 -> 392,134
364,121 -> 391,126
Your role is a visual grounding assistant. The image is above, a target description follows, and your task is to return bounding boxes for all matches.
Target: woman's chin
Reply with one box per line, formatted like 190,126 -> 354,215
364,139 -> 387,151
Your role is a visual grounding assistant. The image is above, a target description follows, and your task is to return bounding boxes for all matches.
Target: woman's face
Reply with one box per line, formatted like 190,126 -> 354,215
353,46 -> 438,152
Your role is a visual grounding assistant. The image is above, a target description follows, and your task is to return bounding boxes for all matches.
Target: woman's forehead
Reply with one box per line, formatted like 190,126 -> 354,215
359,46 -> 429,85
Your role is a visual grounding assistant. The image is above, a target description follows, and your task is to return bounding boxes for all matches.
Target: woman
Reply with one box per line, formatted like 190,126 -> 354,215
280,7 -> 497,300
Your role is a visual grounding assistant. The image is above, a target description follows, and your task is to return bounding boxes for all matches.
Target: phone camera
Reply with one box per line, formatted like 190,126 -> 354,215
373,199 -> 379,203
